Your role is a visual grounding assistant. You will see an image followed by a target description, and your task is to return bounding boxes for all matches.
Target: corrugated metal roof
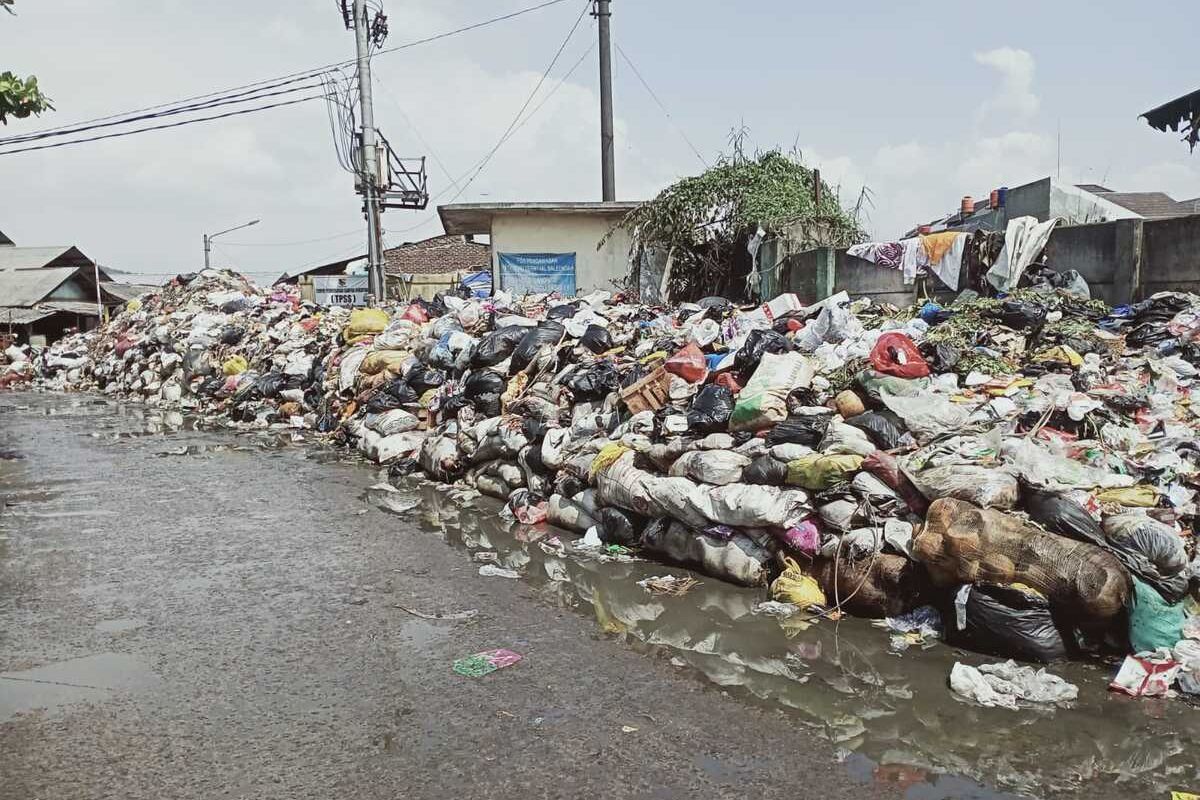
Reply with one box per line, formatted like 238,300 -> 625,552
100,281 -> 156,302
0,267 -> 80,306
41,300 -> 102,315
0,306 -> 56,325
0,246 -> 84,271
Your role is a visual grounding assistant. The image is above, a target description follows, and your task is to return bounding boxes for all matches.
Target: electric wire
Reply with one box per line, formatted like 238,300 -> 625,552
0,0 -> 573,146
385,16 -> 596,236
615,41 -> 708,168
221,228 -> 365,247
0,95 -> 325,156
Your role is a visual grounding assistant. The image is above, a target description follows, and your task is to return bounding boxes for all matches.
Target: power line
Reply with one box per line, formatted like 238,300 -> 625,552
0,95 -> 324,156
386,11 -> 596,236
615,42 -> 708,169
220,228 -> 366,247
0,0 -> 574,146
0,75 -> 322,146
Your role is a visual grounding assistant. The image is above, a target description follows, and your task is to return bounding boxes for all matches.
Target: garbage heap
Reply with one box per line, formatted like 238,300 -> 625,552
31,269 -> 1200,691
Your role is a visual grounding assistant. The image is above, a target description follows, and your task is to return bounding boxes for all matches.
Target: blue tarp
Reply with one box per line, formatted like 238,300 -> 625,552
460,270 -> 492,298
498,252 -> 576,296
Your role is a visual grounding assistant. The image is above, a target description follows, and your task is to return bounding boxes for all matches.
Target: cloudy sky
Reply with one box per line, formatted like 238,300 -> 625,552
0,0 -> 1195,285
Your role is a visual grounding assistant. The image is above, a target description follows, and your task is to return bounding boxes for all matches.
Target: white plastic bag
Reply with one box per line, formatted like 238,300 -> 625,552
668,450 -> 750,486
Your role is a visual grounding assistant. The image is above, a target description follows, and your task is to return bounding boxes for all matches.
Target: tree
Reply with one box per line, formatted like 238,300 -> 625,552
1,1 -> 53,124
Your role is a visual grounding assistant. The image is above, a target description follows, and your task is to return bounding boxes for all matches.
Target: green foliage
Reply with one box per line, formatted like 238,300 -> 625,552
0,71 -> 52,124
610,147 -> 866,254
1,2 -> 53,125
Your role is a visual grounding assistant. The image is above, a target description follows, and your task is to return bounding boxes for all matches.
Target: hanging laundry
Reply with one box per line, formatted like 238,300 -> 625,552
987,216 -> 1061,292
847,241 -> 904,271
920,232 -> 962,266
899,238 -> 928,285
927,233 -> 966,291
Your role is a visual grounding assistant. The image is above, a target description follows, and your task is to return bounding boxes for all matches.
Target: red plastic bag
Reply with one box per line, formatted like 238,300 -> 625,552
664,342 -> 708,383
401,303 -> 429,324
869,333 -> 930,379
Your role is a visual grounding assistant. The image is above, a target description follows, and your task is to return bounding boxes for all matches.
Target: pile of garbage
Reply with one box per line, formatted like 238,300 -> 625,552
26,268 -> 1200,700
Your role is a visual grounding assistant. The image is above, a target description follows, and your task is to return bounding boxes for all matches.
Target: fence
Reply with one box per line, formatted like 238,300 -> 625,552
775,214 -> 1200,307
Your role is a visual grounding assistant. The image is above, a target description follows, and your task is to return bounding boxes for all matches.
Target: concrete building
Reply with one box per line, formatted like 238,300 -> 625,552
438,201 -> 641,296
906,177 -> 1197,237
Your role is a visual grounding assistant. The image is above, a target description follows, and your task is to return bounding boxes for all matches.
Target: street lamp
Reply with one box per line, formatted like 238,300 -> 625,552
203,218 -> 260,268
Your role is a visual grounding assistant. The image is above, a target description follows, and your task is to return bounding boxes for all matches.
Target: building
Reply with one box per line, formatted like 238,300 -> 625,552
0,232 -> 125,345
438,201 -> 641,295
906,177 -> 1197,237
276,234 -> 490,299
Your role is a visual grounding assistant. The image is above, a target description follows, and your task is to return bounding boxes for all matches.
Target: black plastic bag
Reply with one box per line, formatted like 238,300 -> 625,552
998,301 -> 1047,331
945,583 -> 1069,663
1024,488 -> 1106,547
365,378 -> 419,412
473,392 -> 502,417
256,371 -> 287,398
428,294 -> 448,318
388,458 -> 421,479
764,414 -> 831,447
598,506 -> 644,546
734,329 -> 791,378
742,455 -> 789,485
580,324 -> 614,354
845,410 -> 906,450
439,395 -> 473,416
182,350 -> 213,380
470,325 -> 529,367
220,325 -> 245,345
545,302 -> 579,320
219,297 -> 252,314
197,375 -> 225,396
405,366 -> 446,396
463,369 -> 506,398
924,342 -> 961,373
687,385 -> 734,433
697,296 -> 732,311
565,361 -> 620,401
511,321 -> 565,372
620,364 -> 646,388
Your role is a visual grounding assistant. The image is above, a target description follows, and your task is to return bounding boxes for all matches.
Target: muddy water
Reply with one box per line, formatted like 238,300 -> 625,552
5,395 -> 1198,798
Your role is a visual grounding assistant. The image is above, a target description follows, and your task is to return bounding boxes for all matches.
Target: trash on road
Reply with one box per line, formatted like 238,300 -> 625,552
452,648 -> 523,678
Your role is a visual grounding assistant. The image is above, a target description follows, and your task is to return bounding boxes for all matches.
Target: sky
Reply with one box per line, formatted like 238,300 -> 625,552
0,0 -> 1195,285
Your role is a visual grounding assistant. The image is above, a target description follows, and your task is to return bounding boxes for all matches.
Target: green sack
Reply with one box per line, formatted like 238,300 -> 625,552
1129,576 -> 1185,653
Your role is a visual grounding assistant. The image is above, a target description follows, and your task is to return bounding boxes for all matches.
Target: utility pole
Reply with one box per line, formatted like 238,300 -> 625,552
595,0 -> 615,202
353,0 -> 386,301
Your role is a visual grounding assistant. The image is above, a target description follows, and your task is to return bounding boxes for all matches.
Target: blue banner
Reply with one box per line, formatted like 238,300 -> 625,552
498,252 -> 576,296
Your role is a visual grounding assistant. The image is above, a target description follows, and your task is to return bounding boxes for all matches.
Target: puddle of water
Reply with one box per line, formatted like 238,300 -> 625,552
0,653 -> 159,722
376,477 -> 1200,800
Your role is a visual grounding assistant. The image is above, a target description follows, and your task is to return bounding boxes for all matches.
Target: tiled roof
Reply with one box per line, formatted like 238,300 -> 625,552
383,234 -> 489,276
1094,191 -> 1194,219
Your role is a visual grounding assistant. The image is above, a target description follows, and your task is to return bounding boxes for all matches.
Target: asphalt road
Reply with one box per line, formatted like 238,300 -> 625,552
0,394 -> 907,800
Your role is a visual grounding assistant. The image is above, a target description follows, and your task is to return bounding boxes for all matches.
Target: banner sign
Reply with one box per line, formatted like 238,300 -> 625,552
313,275 -> 369,307
498,252 -> 576,295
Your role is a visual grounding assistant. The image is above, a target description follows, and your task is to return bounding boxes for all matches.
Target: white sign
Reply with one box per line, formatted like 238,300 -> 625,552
313,275 -> 369,307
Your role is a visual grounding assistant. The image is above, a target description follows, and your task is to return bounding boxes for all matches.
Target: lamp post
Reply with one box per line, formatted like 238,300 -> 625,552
203,218 -> 260,268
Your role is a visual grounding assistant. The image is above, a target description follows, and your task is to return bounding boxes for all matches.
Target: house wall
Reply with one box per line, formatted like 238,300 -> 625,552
1041,220 -> 1127,305
490,212 -> 632,295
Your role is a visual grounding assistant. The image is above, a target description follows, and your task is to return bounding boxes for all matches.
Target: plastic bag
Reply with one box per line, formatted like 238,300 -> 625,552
1129,576 -> 1186,653
844,410 -> 906,450
664,342 -> 708,383
579,324 -> 614,354
364,378 -> 419,412
470,325 -> 528,367
641,519 -> 773,587
405,365 -> 446,396
703,483 -> 809,529
1104,513 -> 1187,579
734,328 -> 791,378
818,420 -> 877,457
742,455 -> 789,485
564,361 -> 621,401
463,369 -> 506,398
668,450 -> 750,486
879,392 -> 970,444
597,506 -> 643,546
903,464 -> 1019,510
946,583 -> 1069,663
344,308 -> 389,342
510,321 -> 565,372
222,355 -> 248,376
729,352 -> 814,432
764,414 -> 830,447
785,453 -> 863,490
687,385 -> 734,433
771,556 -> 826,607
869,333 -> 930,379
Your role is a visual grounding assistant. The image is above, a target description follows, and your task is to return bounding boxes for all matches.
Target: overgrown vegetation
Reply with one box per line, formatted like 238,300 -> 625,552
608,132 -> 867,302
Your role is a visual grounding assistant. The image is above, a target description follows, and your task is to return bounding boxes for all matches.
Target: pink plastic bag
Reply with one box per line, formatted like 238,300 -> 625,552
664,342 -> 709,383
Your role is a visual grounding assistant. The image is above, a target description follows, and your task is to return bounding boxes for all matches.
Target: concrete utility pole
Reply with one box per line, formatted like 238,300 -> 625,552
596,0 -> 615,202
353,0 -> 386,301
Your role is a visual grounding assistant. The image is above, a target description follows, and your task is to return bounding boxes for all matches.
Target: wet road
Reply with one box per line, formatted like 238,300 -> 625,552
1,394 -> 1196,800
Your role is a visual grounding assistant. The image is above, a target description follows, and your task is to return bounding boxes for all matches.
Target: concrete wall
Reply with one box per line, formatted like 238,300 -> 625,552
1042,220 -> 1126,305
1143,215 -> 1200,297
832,251 -> 914,307
490,212 -> 632,295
